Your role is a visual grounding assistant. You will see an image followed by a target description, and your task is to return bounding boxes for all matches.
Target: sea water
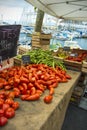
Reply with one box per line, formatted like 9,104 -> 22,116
50,38 -> 87,50
19,33 -> 87,50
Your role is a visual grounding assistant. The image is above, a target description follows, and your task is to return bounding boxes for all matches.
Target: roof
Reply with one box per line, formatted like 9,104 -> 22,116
25,0 -> 87,21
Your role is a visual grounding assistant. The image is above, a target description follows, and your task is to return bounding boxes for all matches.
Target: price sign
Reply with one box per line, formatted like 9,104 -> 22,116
0,25 -> 21,60
22,55 -> 31,64
63,46 -> 70,51
70,53 -> 78,57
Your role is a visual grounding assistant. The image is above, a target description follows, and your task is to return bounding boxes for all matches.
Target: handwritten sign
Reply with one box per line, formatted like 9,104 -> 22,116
22,55 -> 30,64
0,25 -> 21,60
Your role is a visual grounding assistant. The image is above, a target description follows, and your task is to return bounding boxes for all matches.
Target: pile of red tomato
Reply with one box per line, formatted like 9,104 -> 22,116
0,64 -> 71,126
65,52 -> 87,62
0,90 -> 19,126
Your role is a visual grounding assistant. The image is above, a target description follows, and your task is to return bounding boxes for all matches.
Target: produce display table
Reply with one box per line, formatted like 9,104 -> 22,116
0,69 -> 81,130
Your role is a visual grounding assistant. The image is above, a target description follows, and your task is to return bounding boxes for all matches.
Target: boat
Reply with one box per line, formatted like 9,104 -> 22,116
64,40 -> 82,49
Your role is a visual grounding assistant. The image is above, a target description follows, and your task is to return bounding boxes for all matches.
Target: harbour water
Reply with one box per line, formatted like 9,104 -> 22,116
19,33 -> 87,50
50,38 -> 87,50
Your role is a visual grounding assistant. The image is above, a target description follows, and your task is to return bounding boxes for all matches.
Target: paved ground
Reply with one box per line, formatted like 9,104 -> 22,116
61,103 -> 87,130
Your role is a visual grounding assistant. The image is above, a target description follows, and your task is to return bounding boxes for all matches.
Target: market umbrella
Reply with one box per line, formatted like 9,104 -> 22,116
25,0 -> 87,21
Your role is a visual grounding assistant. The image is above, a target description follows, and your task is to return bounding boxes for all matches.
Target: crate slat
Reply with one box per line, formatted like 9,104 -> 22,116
64,60 -> 82,71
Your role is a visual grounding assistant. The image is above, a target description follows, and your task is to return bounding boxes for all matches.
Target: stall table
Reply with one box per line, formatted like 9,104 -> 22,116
0,68 -> 81,130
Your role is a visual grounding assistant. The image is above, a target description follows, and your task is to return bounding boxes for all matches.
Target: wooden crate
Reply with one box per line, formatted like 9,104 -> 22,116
32,39 -> 50,50
53,56 -> 64,62
40,39 -> 50,45
72,49 -> 87,54
64,59 -> 82,71
32,44 -> 49,50
33,32 -> 52,39
18,46 -> 31,55
82,61 -> 87,73
40,44 -> 49,50
32,41 -> 41,47
0,58 -> 14,71
32,39 -> 50,45
40,34 -> 52,39
70,86 -> 84,105
32,35 -> 41,40
13,57 -> 22,66
32,32 -> 51,49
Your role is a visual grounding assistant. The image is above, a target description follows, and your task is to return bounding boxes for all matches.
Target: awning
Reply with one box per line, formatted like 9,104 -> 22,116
25,0 -> 87,21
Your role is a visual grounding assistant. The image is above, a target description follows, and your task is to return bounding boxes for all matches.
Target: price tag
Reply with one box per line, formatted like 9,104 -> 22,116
63,46 -> 70,51
22,55 -> 30,64
70,53 -> 78,57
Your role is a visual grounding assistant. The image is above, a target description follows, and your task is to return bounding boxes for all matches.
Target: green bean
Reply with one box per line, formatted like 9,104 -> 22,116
16,49 -> 66,70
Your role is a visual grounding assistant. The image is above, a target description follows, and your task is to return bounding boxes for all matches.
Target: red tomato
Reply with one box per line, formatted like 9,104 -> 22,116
35,82 -> 44,92
62,78 -> 68,82
12,102 -> 19,110
27,83 -> 34,90
3,81 -> 8,86
30,87 -> 36,95
8,92 -> 15,99
0,90 -> 6,95
30,77 -> 36,83
26,90 -> 30,95
5,98 -> 14,106
0,99 -> 4,109
21,94 -> 29,100
5,107 -> 15,119
14,91 -> 20,98
36,90 -> 43,96
0,109 -> 4,117
49,87 -> 54,95
0,83 -> 4,89
13,88 -> 20,92
44,95 -> 53,104
0,94 -> 4,99
4,85 -> 11,90
14,75 -> 20,84
20,77 -> 29,83
25,93 -> 40,101
2,104 -> 10,111
8,77 -> 14,85
22,83 -> 28,90
0,116 -> 8,126
65,74 -> 72,79
28,73 -> 33,81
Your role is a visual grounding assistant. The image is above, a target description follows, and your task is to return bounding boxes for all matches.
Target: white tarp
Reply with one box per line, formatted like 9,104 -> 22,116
25,0 -> 87,21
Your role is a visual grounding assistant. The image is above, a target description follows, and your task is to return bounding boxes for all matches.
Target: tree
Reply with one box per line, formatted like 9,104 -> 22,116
35,9 -> 44,33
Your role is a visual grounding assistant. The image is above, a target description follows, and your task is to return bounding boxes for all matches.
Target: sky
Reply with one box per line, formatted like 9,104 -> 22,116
0,0 -> 34,24
0,0 -> 58,26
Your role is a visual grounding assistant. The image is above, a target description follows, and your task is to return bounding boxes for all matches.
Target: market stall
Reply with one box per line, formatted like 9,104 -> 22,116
0,25 -> 84,129
0,59 -> 81,130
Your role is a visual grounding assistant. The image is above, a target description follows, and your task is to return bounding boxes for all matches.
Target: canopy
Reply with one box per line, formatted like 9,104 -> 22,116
26,0 -> 87,21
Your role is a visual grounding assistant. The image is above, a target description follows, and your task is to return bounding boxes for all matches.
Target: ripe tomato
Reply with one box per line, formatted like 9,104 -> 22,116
0,99 -> 4,109
12,102 -> 19,110
0,116 -> 8,126
0,109 -> 4,117
44,95 -> 53,104
2,103 -> 10,111
5,107 -> 15,119
49,87 -> 54,95
5,98 -> 14,106
8,92 -> 15,99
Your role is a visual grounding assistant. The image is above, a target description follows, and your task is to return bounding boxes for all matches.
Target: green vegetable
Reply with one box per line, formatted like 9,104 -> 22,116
16,49 -> 66,70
